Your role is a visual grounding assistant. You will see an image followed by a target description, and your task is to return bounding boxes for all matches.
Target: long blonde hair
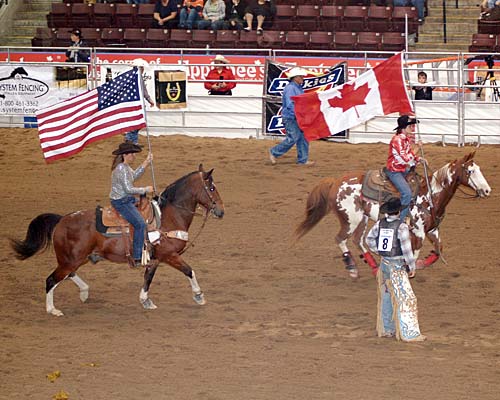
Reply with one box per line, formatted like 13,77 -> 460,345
111,154 -> 124,170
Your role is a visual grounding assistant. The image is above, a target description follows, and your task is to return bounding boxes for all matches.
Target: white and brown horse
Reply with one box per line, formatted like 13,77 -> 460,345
295,152 -> 491,279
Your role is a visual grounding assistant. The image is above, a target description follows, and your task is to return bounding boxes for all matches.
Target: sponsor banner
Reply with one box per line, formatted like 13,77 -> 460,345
0,51 -> 373,82
264,60 -> 347,138
0,64 -> 88,115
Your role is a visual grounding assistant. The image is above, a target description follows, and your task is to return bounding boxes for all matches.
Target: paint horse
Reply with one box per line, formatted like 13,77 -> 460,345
295,152 -> 491,279
11,165 -> 224,316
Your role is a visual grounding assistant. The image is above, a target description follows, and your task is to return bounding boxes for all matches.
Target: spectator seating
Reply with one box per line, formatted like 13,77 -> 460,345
31,27 -> 55,47
332,31 -> 358,53
283,31 -> 311,52
115,4 -> 138,28
468,33 -> 497,52
478,19 -> 500,35
145,28 -> 169,48
137,3 -> 156,28
238,30 -> 260,49
320,5 -> 344,31
168,29 -> 193,48
391,6 -> 418,34
53,30 -> 73,48
192,30 -> 217,48
295,5 -> 321,31
309,31 -> 334,52
100,28 -> 124,47
81,27 -> 101,47
71,3 -> 93,28
47,3 -> 71,29
367,5 -> 392,32
357,31 -> 382,51
215,30 -> 239,49
123,28 -> 147,48
380,32 -> 406,51
342,6 -> 368,32
93,3 -> 115,28
273,4 -> 297,31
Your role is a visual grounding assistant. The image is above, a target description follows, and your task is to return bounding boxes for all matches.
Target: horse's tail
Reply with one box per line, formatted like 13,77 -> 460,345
295,178 -> 336,240
10,213 -> 63,260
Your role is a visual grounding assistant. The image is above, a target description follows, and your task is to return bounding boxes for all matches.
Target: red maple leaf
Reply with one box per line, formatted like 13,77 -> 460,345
328,82 -> 371,117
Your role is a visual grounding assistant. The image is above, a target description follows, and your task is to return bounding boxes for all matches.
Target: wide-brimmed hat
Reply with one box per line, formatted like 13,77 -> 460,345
286,67 -> 308,79
132,58 -> 149,68
69,28 -> 82,38
394,115 -> 419,130
380,197 -> 403,214
212,54 -> 229,64
112,142 -> 143,155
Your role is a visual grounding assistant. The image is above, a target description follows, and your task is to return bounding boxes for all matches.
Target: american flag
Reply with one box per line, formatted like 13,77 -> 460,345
36,68 -> 147,162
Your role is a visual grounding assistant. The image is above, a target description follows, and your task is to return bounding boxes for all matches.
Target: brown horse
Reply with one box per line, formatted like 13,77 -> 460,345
295,152 -> 491,279
11,164 -> 224,316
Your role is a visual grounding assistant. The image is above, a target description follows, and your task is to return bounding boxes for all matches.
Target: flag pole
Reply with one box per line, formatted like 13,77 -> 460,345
136,66 -> 157,194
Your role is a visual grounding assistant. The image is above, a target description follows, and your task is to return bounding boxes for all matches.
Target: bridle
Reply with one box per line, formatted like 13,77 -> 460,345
455,160 -> 483,199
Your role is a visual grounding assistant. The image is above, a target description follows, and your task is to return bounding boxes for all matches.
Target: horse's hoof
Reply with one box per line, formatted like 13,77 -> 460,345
348,269 -> 359,280
141,298 -> 157,310
193,292 -> 206,305
416,259 -> 425,270
48,308 -> 64,317
80,289 -> 89,303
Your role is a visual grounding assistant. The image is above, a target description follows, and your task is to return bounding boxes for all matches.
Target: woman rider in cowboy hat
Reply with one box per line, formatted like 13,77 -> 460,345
110,142 -> 153,268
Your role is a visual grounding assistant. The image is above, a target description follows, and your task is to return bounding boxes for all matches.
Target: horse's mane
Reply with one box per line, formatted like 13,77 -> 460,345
431,152 -> 474,192
158,171 -> 197,208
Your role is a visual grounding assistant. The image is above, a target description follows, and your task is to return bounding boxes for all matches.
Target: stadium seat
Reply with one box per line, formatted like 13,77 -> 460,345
295,5 -> 321,31
320,5 -> 344,31
342,6 -> 368,32
93,3 -> 116,28
168,29 -> 193,48
309,31 -> 334,52
469,33 -> 497,53
137,4 -> 156,28
53,30 -> 73,48
71,3 -> 93,28
81,28 -> 102,47
258,30 -> 286,49
47,3 -> 71,29
283,31 -> 311,53
478,19 -> 500,35
123,28 -> 147,48
114,4 -> 138,27
391,6 -> 418,34
145,28 -> 169,48
357,31 -> 382,52
215,30 -> 239,49
381,31 -> 406,51
100,28 -> 124,47
239,30 -> 259,49
332,31 -> 358,54
191,29 -> 216,48
273,4 -> 297,31
367,5 -> 392,32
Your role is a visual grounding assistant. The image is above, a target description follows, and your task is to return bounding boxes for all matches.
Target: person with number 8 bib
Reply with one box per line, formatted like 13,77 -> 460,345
365,197 -> 426,343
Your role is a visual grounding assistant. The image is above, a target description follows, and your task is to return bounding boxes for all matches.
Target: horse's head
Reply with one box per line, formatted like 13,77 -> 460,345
195,164 -> 225,218
456,152 -> 491,198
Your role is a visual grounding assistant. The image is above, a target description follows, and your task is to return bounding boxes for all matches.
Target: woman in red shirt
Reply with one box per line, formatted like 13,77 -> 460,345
385,115 -> 426,222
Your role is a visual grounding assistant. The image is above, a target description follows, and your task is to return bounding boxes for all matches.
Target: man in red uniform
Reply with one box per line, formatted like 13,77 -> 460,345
204,54 -> 236,95
386,115 -> 426,222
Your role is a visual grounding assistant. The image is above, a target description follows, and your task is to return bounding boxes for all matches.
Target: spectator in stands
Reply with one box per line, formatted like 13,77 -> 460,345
153,0 -> 180,29
224,0 -> 247,30
179,0 -> 204,29
204,54 -> 236,95
268,67 -> 315,166
243,0 -> 276,34
125,59 -> 155,144
480,0 -> 500,20
65,29 -> 90,63
197,0 -> 226,30
412,71 -> 433,100
393,0 -> 425,22
127,0 -> 149,4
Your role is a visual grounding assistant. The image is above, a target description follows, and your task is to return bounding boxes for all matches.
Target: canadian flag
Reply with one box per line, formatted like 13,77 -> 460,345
293,53 -> 413,141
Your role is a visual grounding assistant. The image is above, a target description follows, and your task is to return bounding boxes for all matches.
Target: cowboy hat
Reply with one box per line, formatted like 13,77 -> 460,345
380,197 -> 403,214
68,28 -> 82,38
132,58 -> 149,68
394,115 -> 419,130
286,67 -> 308,79
112,142 -> 143,155
212,54 -> 229,64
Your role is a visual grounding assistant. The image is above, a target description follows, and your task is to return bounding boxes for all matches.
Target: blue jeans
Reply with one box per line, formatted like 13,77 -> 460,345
270,118 -> 310,164
179,8 -> 200,29
111,196 -> 146,261
197,19 -> 225,30
125,130 -> 139,144
385,168 -> 412,221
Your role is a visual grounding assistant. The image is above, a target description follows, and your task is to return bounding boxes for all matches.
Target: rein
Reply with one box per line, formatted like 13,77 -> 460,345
159,171 -> 218,256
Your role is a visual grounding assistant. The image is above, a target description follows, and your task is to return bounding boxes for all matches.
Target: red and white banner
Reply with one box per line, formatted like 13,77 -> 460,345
293,53 -> 414,141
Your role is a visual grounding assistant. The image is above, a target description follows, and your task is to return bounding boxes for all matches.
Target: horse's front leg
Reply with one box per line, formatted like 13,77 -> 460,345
416,228 -> 441,269
164,253 -> 206,305
140,262 -> 159,310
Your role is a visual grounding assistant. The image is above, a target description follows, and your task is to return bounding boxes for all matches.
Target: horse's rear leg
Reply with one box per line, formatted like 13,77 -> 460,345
46,269 -> 87,316
336,215 -> 367,280
69,272 -> 89,303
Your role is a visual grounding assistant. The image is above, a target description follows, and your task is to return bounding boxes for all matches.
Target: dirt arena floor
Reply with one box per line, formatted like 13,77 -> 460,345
1,127 -> 499,400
